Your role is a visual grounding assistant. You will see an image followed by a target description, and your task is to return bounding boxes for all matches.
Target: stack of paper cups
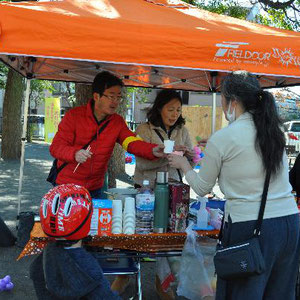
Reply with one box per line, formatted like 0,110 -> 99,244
123,197 -> 136,235
112,200 -> 123,234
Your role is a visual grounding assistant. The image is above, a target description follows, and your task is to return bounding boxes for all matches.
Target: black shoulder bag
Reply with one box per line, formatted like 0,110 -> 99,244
153,128 -> 183,183
46,120 -> 110,185
213,170 -> 271,280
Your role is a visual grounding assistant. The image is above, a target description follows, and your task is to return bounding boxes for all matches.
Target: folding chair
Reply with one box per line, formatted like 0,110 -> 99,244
94,254 -> 142,300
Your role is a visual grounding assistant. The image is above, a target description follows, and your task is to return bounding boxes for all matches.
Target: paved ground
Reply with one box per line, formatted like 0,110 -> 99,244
0,140 -> 216,300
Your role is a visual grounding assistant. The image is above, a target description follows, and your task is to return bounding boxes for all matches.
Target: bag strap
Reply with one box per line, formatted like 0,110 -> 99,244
218,170 -> 271,242
153,128 -> 183,183
154,128 -> 165,143
56,120 -> 110,174
254,169 -> 271,236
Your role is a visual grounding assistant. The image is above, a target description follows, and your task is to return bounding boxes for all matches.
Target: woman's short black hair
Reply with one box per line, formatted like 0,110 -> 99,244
92,71 -> 123,96
147,89 -> 185,128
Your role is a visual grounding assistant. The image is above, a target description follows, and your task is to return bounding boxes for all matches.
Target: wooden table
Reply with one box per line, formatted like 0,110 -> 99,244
18,222 -> 219,260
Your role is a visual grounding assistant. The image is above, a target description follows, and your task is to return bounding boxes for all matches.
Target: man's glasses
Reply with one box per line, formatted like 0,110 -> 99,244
102,93 -> 123,102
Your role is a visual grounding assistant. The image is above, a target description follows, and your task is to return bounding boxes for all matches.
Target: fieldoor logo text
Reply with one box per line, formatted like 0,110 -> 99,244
214,41 -> 300,69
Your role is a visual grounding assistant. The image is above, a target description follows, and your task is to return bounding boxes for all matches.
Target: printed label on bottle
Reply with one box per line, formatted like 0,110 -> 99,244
136,194 -> 155,211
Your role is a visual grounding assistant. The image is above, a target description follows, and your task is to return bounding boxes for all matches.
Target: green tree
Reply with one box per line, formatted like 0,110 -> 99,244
1,69 -> 24,160
188,0 -> 299,31
0,63 -> 8,89
29,80 -> 54,111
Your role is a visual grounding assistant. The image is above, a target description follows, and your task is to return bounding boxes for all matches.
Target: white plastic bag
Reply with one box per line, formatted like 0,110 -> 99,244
177,222 -> 214,300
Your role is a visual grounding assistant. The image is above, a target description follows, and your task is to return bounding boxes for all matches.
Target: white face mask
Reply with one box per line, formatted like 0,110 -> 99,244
226,101 -> 236,124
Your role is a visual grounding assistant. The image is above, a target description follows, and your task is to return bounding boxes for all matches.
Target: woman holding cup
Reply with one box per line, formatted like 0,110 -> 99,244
133,89 -> 195,189
112,90 -> 195,298
130,90 -> 195,299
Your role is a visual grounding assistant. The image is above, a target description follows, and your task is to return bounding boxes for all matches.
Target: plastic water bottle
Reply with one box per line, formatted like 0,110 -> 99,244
197,196 -> 209,229
135,180 -> 155,234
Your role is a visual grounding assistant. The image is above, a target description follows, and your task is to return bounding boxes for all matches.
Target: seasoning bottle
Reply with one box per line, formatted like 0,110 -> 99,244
154,171 -> 169,233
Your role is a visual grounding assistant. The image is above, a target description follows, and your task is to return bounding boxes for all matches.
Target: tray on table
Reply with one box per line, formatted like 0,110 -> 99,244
18,222 -> 219,260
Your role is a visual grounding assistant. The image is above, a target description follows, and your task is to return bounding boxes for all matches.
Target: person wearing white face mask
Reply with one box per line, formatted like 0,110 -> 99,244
167,71 -> 300,300
225,100 -> 235,124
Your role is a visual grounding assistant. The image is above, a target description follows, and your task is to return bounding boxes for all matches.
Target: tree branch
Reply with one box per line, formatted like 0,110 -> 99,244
258,0 -> 296,9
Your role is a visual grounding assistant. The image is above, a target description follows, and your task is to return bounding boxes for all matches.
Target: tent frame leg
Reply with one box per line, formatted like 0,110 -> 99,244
17,79 -> 31,217
211,72 -> 217,135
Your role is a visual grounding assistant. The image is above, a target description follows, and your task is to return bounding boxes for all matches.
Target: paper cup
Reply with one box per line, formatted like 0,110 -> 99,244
124,227 -> 135,235
112,226 -> 122,234
123,219 -> 135,227
112,200 -> 122,214
164,140 -> 175,153
123,214 -> 135,222
124,197 -> 135,213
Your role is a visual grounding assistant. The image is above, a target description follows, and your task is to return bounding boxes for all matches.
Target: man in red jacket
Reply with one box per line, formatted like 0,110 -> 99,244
50,71 -> 164,198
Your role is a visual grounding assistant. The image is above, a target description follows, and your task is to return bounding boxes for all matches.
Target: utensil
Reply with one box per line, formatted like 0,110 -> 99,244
73,145 -> 91,173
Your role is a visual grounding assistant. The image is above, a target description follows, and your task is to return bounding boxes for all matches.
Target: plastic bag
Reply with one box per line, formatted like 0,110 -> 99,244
177,222 -> 214,300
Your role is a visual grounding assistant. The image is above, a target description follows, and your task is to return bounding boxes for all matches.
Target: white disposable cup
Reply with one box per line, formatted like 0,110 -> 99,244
124,198 -> 135,213
164,140 -> 175,153
112,215 -> 122,222
123,214 -> 135,222
111,219 -> 122,226
124,226 -> 135,235
123,220 -> 135,227
112,226 -> 122,234
112,222 -> 122,227
112,200 -> 122,214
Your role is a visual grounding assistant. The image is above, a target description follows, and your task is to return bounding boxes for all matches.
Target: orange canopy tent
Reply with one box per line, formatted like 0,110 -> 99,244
0,0 -> 299,215
0,0 -> 299,91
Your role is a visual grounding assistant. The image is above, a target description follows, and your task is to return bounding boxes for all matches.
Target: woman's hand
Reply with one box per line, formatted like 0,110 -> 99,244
167,154 -> 193,174
197,138 -> 208,148
152,144 -> 165,158
185,148 -> 196,160
174,145 -> 188,152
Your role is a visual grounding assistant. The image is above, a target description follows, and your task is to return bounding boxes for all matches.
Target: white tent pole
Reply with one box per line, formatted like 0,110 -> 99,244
211,73 -> 217,134
211,92 -> 217,134
17,79 -> 31,216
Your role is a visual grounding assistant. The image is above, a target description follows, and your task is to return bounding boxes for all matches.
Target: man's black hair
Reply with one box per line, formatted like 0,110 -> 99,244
92,71 -> 124,96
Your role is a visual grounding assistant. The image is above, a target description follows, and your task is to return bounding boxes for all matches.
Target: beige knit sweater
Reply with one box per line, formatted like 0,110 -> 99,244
133,122 -> 194,188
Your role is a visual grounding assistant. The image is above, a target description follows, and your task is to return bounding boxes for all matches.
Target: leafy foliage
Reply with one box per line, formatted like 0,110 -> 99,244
258,0 -> 300,31
0,62 -> 8,89
196,0 -> 249,19
186,0 -> 299,31
29,80 -> 54,109
126,87 -> 151,104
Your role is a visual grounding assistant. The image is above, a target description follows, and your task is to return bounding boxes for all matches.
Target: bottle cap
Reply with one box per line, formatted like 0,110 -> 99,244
156,172 -> 168,184
142,180 -> 150,186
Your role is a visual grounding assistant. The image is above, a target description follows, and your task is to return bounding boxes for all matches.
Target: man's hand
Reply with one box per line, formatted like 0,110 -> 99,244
152,144 -> 165,158
75,149 -> 92,164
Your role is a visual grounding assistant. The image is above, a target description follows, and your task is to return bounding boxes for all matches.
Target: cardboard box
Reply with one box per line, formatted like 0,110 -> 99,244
168,182 -> 190,232
90,199 -> 112,236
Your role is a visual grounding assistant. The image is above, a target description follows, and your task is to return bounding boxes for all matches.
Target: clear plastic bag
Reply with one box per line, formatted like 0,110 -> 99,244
177,222 -> 214,300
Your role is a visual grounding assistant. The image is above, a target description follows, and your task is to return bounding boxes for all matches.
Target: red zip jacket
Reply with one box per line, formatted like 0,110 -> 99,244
50,99 -> 157,191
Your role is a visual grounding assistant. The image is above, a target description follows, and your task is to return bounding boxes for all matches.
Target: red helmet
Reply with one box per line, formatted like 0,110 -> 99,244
40,184 -> 93,240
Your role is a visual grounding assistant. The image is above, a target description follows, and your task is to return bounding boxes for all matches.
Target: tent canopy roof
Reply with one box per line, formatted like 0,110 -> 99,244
0,0 -> 299,91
